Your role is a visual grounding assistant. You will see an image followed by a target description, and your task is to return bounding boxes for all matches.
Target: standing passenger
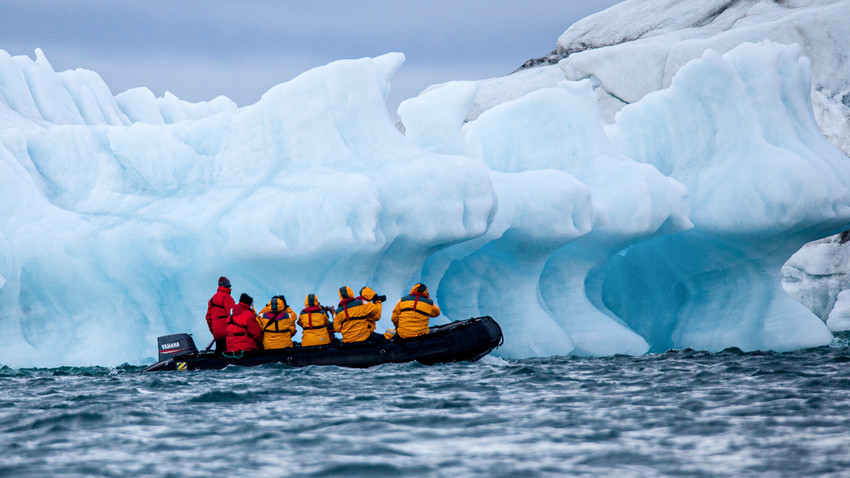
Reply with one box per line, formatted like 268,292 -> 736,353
391,283 -> 440,339
298,294 -> 333,347
334,286 -> 383,343
205,276 -> 235,353
226,293 -> 262,352
257,296 -> 297,350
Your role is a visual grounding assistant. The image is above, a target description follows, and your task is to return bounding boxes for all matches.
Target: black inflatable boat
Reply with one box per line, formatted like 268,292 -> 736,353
142,316 -> 502,372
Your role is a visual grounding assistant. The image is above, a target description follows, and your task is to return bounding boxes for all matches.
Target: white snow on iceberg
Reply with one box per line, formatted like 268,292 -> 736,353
827,290 -> 850,332
782,232 -> 850,321
554,0 -> 850,155
440,0 -> 850,159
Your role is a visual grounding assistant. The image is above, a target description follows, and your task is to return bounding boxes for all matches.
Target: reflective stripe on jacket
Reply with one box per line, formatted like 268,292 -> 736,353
298,306 -> 332,347
391,293 -> 440,338
334,298 -> 381,343
257,306 -> 297,350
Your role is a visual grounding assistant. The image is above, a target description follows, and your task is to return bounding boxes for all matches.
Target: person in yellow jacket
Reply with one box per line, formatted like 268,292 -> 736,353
390,283 -> 441,339
297,294 -> 334,347
334,286 -> 384,343
256,295 -> 297,350
358,286 -> 386,333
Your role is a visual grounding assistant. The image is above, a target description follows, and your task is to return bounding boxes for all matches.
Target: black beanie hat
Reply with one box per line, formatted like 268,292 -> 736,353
218,276 -> 231,288
239,293 -> 253,305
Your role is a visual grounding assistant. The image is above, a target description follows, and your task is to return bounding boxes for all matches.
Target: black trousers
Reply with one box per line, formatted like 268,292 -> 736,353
214,338 -> 227,353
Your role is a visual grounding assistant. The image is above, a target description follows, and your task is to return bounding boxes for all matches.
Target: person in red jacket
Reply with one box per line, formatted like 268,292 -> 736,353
226,293 -> 262,352
205,276 -> 235,353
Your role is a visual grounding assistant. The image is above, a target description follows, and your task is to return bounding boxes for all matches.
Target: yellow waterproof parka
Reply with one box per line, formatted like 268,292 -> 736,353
256,296 -> 297,350
298,294 -> 333,347
391,283 -> 440,338
358,286 -> 386,332
334,286 -> 381,343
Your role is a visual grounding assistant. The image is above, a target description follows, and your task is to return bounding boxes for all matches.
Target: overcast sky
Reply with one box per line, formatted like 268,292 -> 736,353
1,0 -> 622,113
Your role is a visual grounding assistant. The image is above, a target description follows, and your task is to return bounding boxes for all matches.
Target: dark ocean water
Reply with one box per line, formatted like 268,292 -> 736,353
3,336 -> 850,477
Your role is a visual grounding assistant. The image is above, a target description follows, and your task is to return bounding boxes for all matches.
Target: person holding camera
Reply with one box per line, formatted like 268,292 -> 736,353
334,285 -> 386,343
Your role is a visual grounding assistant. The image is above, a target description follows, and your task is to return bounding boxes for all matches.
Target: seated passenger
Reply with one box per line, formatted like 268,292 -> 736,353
391,283 -> 440,339
226,293 -> 262,352
334,286 -> 383,343
358,286 -> 387,334
297,294 -> 333,347
257,295 -> 297,350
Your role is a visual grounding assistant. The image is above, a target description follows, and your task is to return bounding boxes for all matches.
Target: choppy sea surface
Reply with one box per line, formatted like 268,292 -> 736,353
3,335 -> 850,477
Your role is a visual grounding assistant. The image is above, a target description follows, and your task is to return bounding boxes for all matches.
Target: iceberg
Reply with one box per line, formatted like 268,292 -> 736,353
0,50 -> 496,367
405,41 -> 849,354
1,38 -> 848,366
534,0 -> 850,330
509,0 -> 850,157
782,232 -> 850,321
828,290 -> 850,332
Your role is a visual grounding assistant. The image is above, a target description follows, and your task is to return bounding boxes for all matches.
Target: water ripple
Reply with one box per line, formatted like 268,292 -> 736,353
2,343 -> 850,476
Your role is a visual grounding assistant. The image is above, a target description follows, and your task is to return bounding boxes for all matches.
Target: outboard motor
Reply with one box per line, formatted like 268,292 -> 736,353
157,333 -> 198,362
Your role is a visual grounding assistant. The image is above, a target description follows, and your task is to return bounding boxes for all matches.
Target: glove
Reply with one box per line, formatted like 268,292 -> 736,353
373,295 -> 387,303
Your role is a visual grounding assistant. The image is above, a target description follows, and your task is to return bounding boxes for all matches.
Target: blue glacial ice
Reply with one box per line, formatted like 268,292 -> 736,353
0,40 -> 848,367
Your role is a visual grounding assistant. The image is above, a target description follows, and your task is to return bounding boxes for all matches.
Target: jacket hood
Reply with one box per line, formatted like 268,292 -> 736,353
258,296 -> 287,316
339,286 -> 354,300
305,294 -> 320,308
268,297 -> 286,313
409,283 -> 429,296
217,286 -> 231,295
233,302 -> 253,314
359,286 -> 376,301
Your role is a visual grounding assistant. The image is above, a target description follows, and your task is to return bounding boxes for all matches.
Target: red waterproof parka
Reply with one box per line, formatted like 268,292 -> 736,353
206,286 -> 235,341
226,302 -> 262,352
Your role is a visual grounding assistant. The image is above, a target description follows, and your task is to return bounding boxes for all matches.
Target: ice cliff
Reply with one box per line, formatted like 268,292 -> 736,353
403,40 -> 849,354
423,0 -> 850,334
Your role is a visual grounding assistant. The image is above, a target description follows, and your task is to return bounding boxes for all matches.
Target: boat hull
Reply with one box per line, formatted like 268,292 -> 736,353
142,316 -> 502,372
